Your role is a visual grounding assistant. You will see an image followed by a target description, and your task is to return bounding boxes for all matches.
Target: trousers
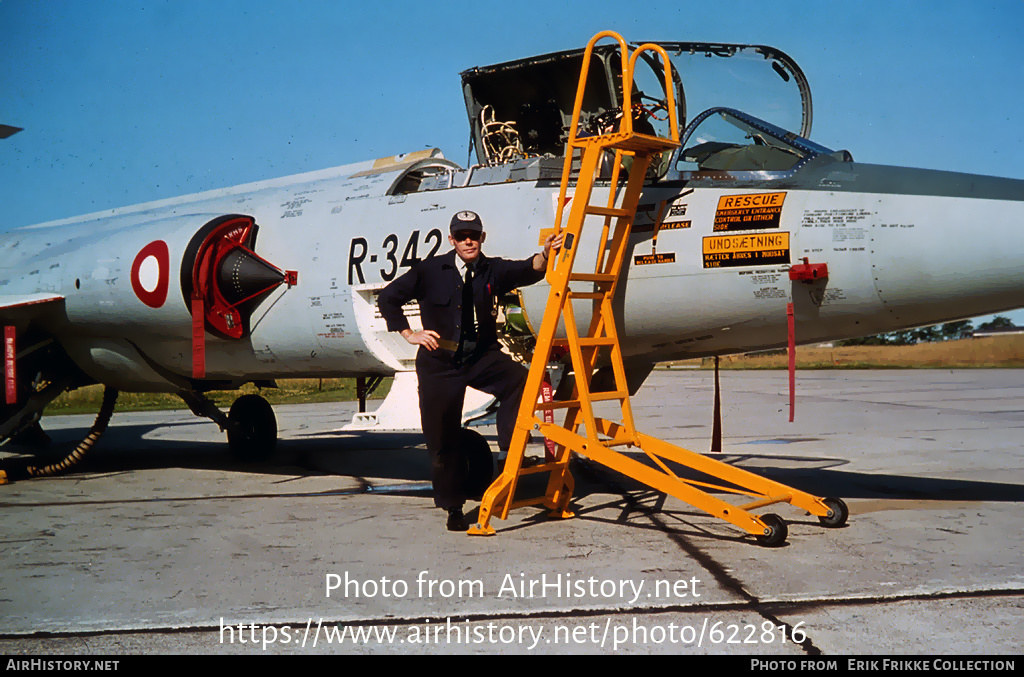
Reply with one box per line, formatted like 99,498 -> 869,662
416,344 -> 527,509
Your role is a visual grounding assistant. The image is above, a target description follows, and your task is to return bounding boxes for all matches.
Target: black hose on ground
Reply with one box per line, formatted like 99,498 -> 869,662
27,387 -> 118,478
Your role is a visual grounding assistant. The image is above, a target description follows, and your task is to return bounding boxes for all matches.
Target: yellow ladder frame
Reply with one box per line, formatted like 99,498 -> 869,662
469,32 -> 840,543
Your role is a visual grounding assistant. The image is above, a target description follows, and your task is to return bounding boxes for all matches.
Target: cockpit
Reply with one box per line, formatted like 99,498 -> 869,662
386,40 -> 849,196
457,41 -> 849,181
460,45 -> 684,163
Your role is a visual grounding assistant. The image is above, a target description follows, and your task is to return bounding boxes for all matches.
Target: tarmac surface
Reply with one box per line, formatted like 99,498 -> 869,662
0,369 -> 1021,655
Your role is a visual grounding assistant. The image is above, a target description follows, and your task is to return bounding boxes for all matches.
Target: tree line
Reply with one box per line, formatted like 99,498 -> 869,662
838,316 -> 1015,346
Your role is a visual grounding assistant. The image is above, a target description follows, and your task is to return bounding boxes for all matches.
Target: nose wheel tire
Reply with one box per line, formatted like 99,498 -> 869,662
756,513 -> 788,547
227,394 -> 277,461
818,496 -> 849,528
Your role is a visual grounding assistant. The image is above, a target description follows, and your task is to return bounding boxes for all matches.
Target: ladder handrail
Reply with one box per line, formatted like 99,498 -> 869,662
628,43 -> 680,143
565,31 -> 631,150
554,31 -> 629,238
554,33 -> 679,239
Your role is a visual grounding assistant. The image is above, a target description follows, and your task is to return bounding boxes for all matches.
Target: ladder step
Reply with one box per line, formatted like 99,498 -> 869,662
565,291 -> 606,300
585,205 -> 631,218
572,131 -> 679,154
578,337 -> 616,347
554,337 -> 616,347
535,391 -> 628,410
568,273 -> 616,283
607,133 -> 680,153
591,390 -> 629,402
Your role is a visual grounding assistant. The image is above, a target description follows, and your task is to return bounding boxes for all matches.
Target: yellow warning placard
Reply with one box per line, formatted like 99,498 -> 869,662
713,192 -> 786,232
702,232 -> 790,268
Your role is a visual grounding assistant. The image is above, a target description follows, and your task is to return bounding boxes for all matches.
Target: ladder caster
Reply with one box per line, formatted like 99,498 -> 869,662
468,523 -> 495,536
756,513 -> 788,547
817,497 -> 849,528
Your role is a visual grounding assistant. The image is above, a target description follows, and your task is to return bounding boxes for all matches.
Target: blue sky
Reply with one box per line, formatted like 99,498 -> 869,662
2,0 -> 1022,322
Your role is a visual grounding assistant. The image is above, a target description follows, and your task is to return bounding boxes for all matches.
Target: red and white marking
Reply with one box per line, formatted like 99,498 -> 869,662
130,240 -> 170,308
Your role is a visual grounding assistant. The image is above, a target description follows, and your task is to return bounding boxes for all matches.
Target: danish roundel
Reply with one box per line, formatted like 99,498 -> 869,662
131,240 -> 170,308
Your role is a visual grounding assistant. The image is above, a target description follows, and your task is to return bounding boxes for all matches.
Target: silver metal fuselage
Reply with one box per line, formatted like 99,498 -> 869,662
3,149 -> 1022,393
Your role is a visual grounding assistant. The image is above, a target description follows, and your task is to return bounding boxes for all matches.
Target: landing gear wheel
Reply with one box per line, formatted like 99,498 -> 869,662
756,513 -> 788,547
818,497 -> 849,528
227,394 -> 277,461
460,428 -> 495,500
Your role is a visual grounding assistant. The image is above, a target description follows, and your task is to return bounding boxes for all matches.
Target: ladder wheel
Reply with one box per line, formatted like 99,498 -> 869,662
818,497 -> 849,528
756,513 -> 788,547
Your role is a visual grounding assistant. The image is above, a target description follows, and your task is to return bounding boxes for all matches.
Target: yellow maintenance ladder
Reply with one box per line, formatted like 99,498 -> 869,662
469,32 -> 847,545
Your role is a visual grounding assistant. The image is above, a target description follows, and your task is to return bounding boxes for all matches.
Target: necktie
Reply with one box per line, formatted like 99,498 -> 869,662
462,265 -> 477,342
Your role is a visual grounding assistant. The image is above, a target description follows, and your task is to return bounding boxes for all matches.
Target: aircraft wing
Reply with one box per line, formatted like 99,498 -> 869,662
0,293 -> 65,319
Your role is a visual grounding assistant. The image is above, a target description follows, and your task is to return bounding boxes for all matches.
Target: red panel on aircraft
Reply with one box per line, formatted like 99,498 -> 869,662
789,258 -> 828,282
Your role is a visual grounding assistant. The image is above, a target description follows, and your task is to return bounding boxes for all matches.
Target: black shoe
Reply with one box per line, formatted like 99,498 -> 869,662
446,507 -> 470,532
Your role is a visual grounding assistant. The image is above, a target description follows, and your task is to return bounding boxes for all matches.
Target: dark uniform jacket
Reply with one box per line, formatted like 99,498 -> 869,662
377,249 -> 543,357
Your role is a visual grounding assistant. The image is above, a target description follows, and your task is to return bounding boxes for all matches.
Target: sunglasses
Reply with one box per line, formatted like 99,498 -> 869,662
452,230 -> 482,242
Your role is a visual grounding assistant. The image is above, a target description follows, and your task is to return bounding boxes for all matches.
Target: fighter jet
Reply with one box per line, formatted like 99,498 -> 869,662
2,38 -> 1022,478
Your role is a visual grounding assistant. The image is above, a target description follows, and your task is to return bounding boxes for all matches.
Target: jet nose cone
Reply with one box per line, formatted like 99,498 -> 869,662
217,248 -> 286,305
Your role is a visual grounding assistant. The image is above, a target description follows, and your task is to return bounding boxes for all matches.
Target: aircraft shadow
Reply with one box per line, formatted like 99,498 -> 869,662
3,422 -> 1021,509
0,420 -> 429,483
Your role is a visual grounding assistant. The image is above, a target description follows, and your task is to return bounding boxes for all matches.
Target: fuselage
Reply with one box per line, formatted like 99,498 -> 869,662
8,37 -> 1023,396
3,146 -> 1023,393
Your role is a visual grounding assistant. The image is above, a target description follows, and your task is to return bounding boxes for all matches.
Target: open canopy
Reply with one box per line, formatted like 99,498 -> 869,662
460,40 -> 814,171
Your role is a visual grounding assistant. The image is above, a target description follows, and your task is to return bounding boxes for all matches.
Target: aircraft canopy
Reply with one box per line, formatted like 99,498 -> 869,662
460,41 -> 813,169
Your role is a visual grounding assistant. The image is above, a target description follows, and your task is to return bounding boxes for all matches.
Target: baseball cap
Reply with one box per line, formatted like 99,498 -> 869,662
450,210 -> 483,233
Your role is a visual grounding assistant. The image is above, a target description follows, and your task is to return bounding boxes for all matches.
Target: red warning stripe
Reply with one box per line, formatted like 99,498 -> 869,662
5,326 -> 16,405
192,298 -> 206,379
788,302 -> 796,423
541,371 -> 555,461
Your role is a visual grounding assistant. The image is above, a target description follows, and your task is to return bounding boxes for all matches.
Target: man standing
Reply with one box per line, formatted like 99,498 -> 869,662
377,210 -> 562,531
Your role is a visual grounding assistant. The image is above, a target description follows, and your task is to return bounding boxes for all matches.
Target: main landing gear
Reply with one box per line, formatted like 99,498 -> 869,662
178,390 -> 277,461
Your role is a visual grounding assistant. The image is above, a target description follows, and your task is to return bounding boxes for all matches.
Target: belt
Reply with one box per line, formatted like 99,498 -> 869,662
429,338 -> 488,366
436,338 -> 459,352
436,338 -> 481,353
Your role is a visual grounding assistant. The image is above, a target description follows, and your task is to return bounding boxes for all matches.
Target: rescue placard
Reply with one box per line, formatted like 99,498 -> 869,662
635,252 -> 676,265
714,192 -> 786,232
702,232 -> 790,268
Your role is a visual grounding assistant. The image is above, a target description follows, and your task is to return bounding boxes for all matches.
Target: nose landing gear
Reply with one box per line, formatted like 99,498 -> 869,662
227,394 -> 277,461
178,390 -> 278,462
